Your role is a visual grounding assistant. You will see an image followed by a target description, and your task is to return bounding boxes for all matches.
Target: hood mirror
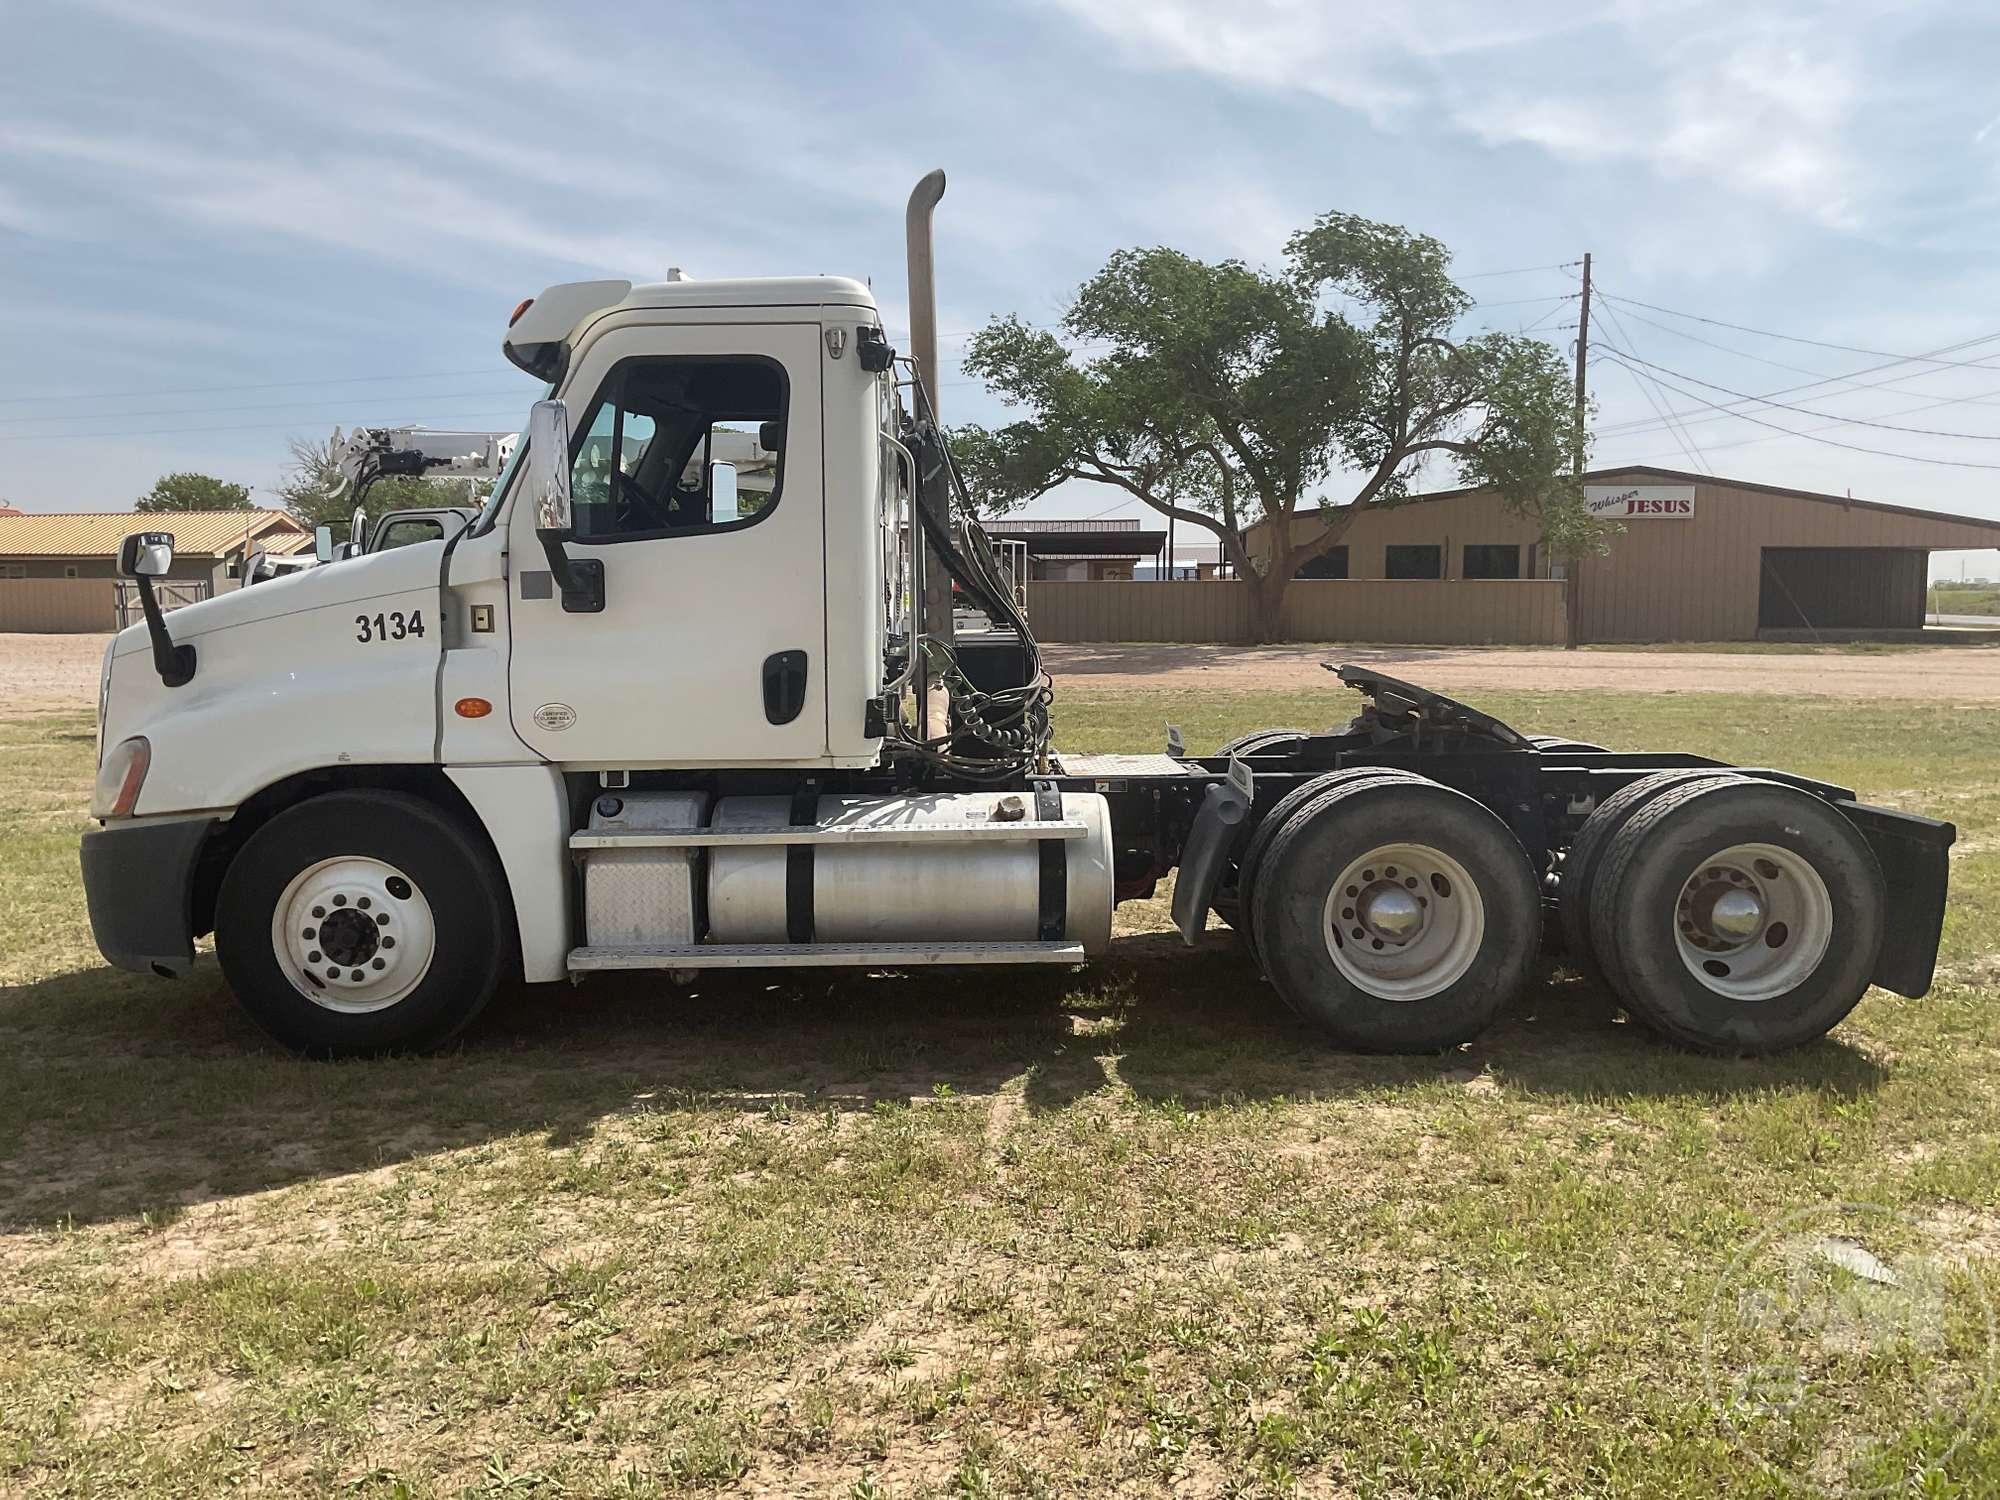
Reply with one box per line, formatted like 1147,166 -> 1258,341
116,531 -> 195,688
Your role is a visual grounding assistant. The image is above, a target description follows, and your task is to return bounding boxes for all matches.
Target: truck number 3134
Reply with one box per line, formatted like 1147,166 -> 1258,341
355,609 -> 425,643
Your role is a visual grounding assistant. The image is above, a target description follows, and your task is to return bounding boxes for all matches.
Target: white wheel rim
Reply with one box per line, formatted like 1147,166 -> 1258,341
1321,842 -> 1486,1002
271,856 -> 436,1014
1671,842 -> 1832,1002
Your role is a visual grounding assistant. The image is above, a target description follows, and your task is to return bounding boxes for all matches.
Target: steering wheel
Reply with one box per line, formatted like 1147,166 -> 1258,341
609,468 -> 675,531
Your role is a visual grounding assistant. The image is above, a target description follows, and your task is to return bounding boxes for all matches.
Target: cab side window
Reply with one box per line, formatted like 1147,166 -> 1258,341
569,357 -> 787,542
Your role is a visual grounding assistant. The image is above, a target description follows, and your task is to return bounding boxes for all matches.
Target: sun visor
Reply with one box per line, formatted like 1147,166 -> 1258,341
503,280 -> 632,381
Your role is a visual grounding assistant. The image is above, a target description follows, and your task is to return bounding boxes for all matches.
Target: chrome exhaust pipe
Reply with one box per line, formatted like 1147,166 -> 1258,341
904,169 -> 946,420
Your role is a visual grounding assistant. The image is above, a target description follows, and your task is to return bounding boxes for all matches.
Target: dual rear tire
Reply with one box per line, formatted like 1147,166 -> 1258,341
1241,774 -> 1541,1052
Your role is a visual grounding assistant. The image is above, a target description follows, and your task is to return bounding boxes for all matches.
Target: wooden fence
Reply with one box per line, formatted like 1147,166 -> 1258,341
0,579 -> 121,634
1026,579 -> 1569,645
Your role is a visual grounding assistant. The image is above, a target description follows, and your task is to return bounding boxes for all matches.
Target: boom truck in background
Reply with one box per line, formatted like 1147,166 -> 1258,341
82,172 -> 1957,1058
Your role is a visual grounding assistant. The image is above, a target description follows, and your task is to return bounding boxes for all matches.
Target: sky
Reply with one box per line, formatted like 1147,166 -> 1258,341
4,0 -> 2000,577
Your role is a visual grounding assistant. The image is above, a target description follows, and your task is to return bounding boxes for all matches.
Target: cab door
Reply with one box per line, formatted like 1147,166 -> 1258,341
506,321 -> 826,765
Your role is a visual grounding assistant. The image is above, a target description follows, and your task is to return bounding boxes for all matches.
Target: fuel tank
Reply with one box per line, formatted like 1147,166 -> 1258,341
707,791 -> 1114,952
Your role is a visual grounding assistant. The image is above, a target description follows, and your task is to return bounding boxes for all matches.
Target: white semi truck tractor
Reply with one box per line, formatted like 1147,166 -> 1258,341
82,173 -> 1956,1058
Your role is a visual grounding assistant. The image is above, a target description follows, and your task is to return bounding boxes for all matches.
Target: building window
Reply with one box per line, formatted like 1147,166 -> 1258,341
0,564 -> 24,580
64,565 -> 79,578
1462,544 -> 1521,580
1298,544 -> 1348,579
1385,544 -> 1442,580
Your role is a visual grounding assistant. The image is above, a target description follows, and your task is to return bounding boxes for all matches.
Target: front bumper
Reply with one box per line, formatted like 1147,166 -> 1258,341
80,815 -> 218,977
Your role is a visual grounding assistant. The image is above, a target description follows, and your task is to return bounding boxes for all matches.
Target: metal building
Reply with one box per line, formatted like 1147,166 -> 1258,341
1250,465 -> 2000,641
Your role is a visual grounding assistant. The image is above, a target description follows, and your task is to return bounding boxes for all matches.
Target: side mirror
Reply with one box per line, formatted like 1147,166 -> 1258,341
526,399 -> 574,534
117,531 -> 174,579
526,399 -> 601,612
116,531 -> 195,688
313,525 -> 335,564
709,459 -> 739,523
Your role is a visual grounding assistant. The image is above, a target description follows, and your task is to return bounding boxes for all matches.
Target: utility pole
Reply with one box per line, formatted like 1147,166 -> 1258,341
1565,251 -> 1592,649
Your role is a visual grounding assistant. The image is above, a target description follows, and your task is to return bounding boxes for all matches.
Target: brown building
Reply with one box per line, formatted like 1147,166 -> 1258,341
1247,465 -> 2000,641
983,518 -> 1168,582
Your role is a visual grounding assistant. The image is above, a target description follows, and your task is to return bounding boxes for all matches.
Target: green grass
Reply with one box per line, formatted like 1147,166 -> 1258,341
4,693 -> 2000,1496
1933,585 -> 2000,617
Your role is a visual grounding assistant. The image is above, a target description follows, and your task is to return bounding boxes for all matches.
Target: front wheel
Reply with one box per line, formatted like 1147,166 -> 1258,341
215,791 -> 509,1055
1248,776 -> 1540,1051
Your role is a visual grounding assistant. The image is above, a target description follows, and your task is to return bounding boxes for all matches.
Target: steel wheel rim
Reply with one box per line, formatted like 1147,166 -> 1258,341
1671,841 -> 1831,1002
271,856 -> 436,1013
1321,842 -> 1485,1002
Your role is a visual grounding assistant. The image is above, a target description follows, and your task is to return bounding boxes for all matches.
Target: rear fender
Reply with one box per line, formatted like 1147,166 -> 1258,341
1171,759 -> 1254,945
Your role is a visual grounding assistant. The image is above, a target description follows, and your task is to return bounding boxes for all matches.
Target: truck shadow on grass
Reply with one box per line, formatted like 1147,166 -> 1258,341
0,935 -> 1884,1231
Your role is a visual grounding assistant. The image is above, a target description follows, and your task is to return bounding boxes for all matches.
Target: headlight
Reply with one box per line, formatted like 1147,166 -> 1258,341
91,736 -> 151,820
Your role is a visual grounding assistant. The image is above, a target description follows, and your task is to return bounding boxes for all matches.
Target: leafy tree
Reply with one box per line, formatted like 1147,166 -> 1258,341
274,435 -> 491,531
135,472 -> 252,513
956,215 -> 1597,641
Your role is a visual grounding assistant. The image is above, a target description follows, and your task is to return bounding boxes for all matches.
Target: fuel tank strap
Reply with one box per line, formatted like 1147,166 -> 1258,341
1033,781 -> 1065,941
786,783 -> 817,943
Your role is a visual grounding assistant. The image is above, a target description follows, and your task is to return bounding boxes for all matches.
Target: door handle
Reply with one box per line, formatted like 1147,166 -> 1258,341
762,650 -> 809,725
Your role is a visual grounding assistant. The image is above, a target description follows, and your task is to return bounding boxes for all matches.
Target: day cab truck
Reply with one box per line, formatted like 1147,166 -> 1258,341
82,173 -> 1955,1058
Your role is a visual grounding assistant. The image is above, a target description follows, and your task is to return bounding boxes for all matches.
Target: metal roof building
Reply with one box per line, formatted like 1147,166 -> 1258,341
1247,465 -> 2000,641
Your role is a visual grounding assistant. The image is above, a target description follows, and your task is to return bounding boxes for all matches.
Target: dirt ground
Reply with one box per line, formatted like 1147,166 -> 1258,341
15,632 -> 2000,709
3,633 -> 108,711
1045,640 -> 2000,699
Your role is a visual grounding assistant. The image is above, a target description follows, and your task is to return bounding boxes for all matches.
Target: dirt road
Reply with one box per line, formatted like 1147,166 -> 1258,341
2,634 -> 107,712
12,633 -> 2000,714
1046,641 -> 2000,699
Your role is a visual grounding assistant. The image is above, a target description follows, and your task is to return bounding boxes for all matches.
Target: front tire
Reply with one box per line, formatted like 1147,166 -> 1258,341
216,791 -> 509,1055
1248,777 -> 1540,1051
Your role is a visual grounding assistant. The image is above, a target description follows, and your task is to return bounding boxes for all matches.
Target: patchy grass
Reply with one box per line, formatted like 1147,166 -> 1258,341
4,691 -> 2000,1496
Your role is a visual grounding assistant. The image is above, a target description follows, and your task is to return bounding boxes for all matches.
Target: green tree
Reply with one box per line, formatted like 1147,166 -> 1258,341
134,472 -> 252,513
956,214 -> 1595,641
273,435 -> 490,531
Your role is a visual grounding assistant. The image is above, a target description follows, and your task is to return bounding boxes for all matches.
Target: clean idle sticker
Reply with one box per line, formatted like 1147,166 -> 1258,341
533,702 -> 577,732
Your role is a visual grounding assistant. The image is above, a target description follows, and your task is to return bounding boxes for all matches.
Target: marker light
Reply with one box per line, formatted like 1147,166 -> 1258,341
454,697 -> 493,719
508,298 -> 534,327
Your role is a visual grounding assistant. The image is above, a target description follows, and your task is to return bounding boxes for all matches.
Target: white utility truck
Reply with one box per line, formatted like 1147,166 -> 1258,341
84,173 -> 1955,1057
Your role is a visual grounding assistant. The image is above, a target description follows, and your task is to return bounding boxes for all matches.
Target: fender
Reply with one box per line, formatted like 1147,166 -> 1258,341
1170,759 -> 1254,944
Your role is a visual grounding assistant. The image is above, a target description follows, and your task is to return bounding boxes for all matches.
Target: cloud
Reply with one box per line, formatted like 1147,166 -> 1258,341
1044,0 -> 1866,229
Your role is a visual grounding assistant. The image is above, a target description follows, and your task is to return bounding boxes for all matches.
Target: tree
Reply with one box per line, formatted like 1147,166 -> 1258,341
135,472 -> 252,513
956,215 -> 1594,641
273,435 -> 491,530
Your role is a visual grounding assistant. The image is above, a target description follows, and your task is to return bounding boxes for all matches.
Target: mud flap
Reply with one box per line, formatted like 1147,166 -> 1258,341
1171,758 -> 1254,945
1839,801 -> 1955,998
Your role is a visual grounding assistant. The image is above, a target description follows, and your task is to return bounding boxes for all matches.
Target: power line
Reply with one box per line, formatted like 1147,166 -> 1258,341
1598,292 -> 2000,373
1598,346 -> 2000,441
0,368 -> 504,408
1594,299 -> 1711,474
0,388 -> 524,430
1611,375 -> 2000,465
0,407 -> 531,443
1593,356 -> 2000,470
1456,260 -> 1582,280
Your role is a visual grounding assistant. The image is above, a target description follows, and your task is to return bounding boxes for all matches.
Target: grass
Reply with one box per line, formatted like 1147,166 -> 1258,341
4,690 -> 2000,1496
1933,586 -> 2000,618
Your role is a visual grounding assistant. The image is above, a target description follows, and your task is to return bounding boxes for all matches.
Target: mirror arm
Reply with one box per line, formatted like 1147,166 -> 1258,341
135,577 -> 196,688
535,529 -> 604,614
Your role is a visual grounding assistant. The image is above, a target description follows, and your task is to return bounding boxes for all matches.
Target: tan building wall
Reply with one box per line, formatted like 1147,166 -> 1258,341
0,579 -> 119,633
1250,467 -> 2000,641
1028,579 -> 1567,644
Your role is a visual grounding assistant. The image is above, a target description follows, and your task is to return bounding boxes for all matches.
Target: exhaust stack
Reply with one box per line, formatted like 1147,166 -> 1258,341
904,169 -> 947,420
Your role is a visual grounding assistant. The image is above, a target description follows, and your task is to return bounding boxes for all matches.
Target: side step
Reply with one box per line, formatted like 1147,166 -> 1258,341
568,940 -> 1088,971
